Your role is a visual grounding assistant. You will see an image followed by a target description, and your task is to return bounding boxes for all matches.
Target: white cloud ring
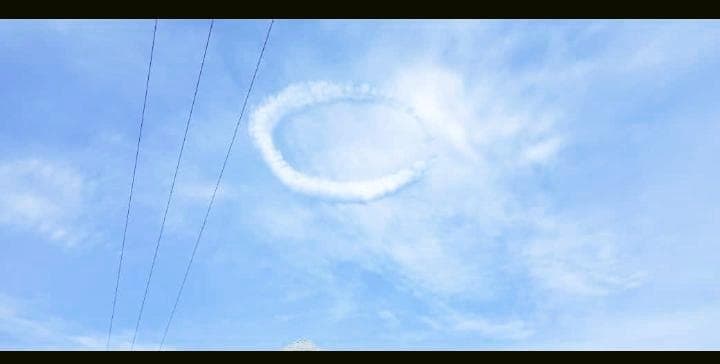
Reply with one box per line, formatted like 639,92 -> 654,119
248,81 -> 430,202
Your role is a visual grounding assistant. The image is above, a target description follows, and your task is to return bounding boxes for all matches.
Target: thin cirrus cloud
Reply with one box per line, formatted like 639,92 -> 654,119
0,294 -> 171,350
0,158 -> 88,247
248,81 -> 431,203
242,61 -> 652,346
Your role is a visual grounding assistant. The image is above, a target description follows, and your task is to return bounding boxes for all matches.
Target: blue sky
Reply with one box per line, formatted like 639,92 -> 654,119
1,19 -> 720,350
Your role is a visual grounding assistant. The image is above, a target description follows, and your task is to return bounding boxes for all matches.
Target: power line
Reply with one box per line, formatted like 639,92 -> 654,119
158,19 -> 275,350
130,19 -> 215,350
107,18 -> 158,351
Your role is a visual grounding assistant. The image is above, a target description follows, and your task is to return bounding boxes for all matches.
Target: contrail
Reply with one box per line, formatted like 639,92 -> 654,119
248,81 -> 431,202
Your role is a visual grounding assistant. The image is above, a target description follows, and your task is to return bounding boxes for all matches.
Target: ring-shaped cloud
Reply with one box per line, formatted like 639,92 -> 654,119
248,81 -> 430,202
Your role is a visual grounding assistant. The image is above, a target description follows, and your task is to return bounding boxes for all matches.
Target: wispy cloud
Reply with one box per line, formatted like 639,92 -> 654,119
0,158 -> 89,247
249,63 -> 567,295
450,317 -> 532,341
245,55 -> 647,341
546,303 -> 720,349
0,294 -> 99,349
0,294 -> 171,350
519,218 -> 647,296
420,309 -> 532,341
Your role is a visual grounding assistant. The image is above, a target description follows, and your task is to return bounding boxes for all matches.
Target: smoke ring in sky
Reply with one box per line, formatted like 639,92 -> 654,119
248,81 -> 431,202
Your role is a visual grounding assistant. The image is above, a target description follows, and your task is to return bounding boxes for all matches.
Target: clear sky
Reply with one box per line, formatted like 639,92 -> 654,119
1,19 -> 720,350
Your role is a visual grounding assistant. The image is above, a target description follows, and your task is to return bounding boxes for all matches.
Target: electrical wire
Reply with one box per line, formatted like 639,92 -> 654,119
158,19 -> 274,350
106,18 -> 158,351
130,19 -> 215,350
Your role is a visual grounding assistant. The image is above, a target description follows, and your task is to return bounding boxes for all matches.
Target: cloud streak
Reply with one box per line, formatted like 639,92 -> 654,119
248,81 -> 430,202
0,158 -> 88,247
244,60 -> 652,345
